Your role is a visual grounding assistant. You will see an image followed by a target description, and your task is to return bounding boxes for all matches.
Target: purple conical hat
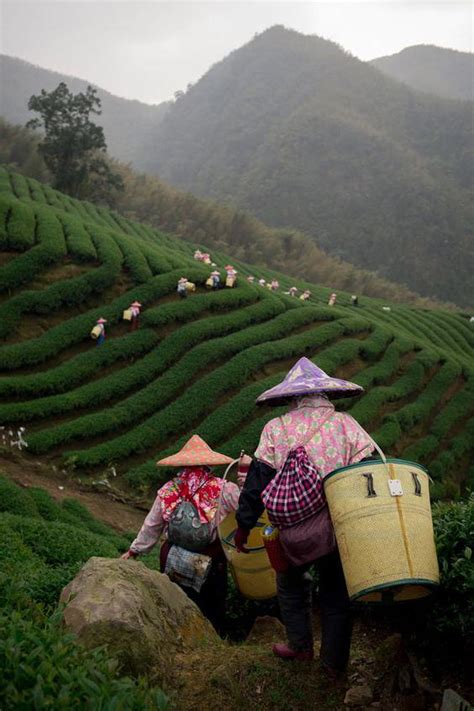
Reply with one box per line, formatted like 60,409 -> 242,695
256,357 -> 363,404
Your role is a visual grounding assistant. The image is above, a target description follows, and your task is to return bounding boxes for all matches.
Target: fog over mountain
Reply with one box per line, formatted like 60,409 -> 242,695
372,45 -> 474,101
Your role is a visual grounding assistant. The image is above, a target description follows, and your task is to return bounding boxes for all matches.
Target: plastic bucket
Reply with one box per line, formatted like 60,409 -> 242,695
219,510 -> 277,600
324,458 -> 439,602
217,458 -> 276,600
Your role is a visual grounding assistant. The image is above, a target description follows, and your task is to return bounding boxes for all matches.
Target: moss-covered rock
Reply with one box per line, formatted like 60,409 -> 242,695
60,556 -> 220,683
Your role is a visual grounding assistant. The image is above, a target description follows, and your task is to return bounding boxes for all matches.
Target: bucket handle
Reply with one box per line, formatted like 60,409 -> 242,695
217,456 -> 241,548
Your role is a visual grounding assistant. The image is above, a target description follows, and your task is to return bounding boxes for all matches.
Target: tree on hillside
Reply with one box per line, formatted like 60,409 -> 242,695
26,82 -> 123,202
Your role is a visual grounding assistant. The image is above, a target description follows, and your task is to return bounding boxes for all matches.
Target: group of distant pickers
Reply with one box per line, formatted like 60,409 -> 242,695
89,247 -> 393,344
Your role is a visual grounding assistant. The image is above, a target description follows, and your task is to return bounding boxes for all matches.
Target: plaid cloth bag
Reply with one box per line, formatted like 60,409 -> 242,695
164,545 -> 212,592
261,414 -> 331,529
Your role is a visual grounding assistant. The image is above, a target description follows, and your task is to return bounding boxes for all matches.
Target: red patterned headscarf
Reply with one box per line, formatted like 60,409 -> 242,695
158,467 -> 224,524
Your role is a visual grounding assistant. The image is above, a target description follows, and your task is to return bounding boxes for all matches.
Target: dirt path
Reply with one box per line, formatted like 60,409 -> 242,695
0,452 -> 148,534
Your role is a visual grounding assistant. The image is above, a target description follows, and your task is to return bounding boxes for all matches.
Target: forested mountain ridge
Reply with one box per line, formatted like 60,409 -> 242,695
147,26 -> 473,307
371,45 -> 474,102
0,54 -> 170,167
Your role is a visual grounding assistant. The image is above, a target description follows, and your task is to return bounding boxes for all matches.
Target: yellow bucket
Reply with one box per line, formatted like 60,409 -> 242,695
219,510 -> 276,600
324,458 -> 439,603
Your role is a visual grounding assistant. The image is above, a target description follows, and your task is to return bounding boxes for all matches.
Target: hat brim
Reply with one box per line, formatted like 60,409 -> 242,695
256,379 -> 363,405
157,452 -> 234,467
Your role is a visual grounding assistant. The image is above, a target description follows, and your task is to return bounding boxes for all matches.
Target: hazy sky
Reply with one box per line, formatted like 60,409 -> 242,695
1,1 -> 472,105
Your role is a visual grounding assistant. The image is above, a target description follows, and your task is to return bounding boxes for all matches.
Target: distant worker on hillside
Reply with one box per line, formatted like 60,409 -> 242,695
129,301 -> 142,331
177,276 -> 188,298
202,252 -> 212,265
194,249 -> 203,261
90,317 -> 107,346
328,292 -> 337,307
300,289 -> 311,301
225,265 -> 237,288
350,295 -> 359,307
234,358 -> 373,674
258,278 -> 266,287
271,279 -> 280,291
286,287 -> 298,297
247,275 -> 255,284
121,436 -> 248,633
210,270 -> 221,289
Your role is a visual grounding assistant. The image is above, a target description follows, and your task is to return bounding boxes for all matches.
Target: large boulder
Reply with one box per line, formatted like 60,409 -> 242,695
60,557 -> 220,683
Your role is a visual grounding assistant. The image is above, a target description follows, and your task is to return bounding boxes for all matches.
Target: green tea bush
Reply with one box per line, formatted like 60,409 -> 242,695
60,213 -> 98,262
418,497 -> 474,657
0,329 -> 159,398
62,311 -> 356,465
110,232 -> 155,283
0,592 -> 169,710
22,298 -> 284,438
9,171 -> 32,200
0,204 -> 66,292
0,269 -> 184,370
0,476 -> 40,518
4,196 -> 36,250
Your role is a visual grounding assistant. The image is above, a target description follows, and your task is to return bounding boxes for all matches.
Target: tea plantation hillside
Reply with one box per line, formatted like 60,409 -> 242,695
0,167 -> 473,500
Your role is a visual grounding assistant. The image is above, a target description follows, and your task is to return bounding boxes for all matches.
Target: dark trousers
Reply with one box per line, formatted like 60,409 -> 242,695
160,540 -> 228,634
276,551 -> 352,671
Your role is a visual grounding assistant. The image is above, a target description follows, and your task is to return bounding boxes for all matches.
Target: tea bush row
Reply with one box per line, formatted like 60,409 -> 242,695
0,329 -> 159,398
0,204 -> 66,292
1,195 -> 36,250
349,350 -> 440,428
59,213 -> 98,262
8,296 -> 282,427
0,267 -> 193,369
130,327 -> 387,487
69,316 -> 369,469
25,302 -> 331,450
372,361 -> 461,450
110,232 -> 156,283
0,227 -> 121,339
403,375 -> 474,462
0,286 -> 259,392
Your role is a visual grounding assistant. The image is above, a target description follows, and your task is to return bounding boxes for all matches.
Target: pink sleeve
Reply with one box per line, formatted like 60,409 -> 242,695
129,496 -> 165,555
345,415 -> 374,465
254,422 -> 276,468
215,481 -> 240,526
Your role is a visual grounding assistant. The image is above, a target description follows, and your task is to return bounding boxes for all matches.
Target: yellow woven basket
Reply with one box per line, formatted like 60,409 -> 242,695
324,458 -> 439,602
90,325 -> 102,339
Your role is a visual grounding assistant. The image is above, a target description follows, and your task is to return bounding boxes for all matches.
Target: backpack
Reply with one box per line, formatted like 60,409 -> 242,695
167,479 -> 213,552
261,415 -> 331,529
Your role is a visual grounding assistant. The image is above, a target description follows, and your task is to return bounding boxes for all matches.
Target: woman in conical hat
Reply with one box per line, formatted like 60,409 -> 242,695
129,301 -> 142,331
95,318 -> 107,346
234,357 -> 374,673
122,435 -> 248,632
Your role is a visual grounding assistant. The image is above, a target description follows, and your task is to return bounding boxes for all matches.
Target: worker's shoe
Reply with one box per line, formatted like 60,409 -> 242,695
272,643 -> 314,661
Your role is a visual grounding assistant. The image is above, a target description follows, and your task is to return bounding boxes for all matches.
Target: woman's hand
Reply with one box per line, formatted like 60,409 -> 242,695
121,550 -> 137,560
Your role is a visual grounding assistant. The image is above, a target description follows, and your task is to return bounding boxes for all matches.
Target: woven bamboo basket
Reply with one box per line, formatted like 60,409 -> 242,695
122,309 -> 133,321
90,325 -> 102,339
324,458 -> 439,602
226,276 -> 236,288
205,277 -> 214,288
185,281 -> 196,292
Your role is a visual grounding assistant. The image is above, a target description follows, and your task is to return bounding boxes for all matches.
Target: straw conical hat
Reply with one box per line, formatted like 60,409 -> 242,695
256,357 -> 363,404
131,301 -> 142,307
156,435 -> 233,467
97,318 -> 107,324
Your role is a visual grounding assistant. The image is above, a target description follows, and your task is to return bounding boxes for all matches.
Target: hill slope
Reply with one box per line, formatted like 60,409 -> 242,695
147,26 -> 473,307
0,168 -> 472,500
371,45 -> 474,102
0,54 -> 169,167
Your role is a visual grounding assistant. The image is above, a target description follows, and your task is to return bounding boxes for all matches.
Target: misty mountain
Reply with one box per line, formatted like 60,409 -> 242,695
0,54 -> 170,167
146,26 -> 473,306
371,45 -> 474,102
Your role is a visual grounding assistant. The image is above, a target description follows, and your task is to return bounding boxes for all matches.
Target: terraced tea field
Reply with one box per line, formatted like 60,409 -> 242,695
0,167 -> 473,498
